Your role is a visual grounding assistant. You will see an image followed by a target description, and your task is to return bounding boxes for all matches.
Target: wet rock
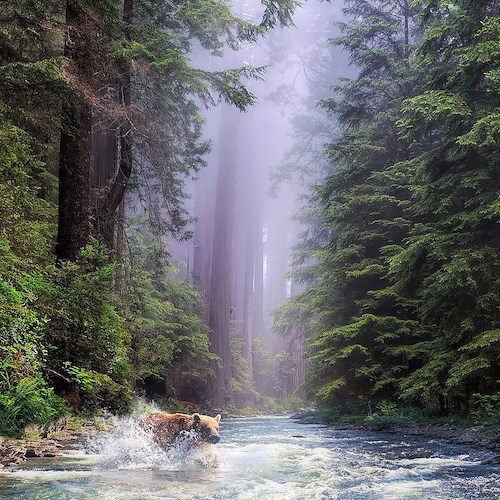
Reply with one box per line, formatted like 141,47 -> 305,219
0,418 -> 105,466
0,438 -> 64,465
481,454 -> 500,465
24,440 -> 61,458
0,438 -> 26,466
293,413 -> 500,451
44,415 -> 71,437
292,414 -> 327,425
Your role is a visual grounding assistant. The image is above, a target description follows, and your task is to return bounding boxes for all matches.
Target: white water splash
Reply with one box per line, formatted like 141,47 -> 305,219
3,417 -> 500,500
86,415 -> 219,471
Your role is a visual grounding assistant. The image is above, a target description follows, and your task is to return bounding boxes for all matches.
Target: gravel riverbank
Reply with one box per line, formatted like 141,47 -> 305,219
293,412 -> 500,461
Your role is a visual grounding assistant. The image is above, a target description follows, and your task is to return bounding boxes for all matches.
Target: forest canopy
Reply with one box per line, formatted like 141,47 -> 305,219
0,0 -> 499,437
0,0 -> 299,435
274,0 -> 500,417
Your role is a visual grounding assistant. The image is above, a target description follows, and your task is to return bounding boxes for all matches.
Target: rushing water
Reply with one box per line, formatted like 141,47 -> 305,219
1,416 -> 499,499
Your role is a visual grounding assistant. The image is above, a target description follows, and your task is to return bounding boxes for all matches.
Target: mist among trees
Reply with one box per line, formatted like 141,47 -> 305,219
0,0 -> 498,435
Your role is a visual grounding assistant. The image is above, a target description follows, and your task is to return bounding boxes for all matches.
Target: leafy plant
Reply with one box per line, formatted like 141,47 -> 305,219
472,392 -> 500,426
0,375 -> 67,437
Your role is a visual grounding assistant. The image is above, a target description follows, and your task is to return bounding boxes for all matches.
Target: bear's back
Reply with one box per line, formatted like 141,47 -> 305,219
139,412 -> 195,447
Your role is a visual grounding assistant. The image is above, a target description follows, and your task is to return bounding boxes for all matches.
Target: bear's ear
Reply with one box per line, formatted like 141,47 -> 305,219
215,414 -> 221,423
193,413 -> 201,424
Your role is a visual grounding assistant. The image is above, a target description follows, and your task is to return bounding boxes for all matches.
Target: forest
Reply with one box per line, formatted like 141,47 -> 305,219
0,0 -> 499,438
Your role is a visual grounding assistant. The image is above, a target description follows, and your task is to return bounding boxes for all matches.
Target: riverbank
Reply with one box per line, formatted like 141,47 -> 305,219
3,408 -> 498,468
292,411 -> 500,456
0,416 -> 111,468
2,415 -> 499,499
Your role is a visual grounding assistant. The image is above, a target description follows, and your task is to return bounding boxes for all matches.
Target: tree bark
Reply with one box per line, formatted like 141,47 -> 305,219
206,104 -> 240,408
97,0 -> 133,248
242,220 -> 255,387
193,167 -> 215,324
115,197 -> 126,290
91,121 -> 118,248
56,2 -> 93,262
253,209 -> 264,337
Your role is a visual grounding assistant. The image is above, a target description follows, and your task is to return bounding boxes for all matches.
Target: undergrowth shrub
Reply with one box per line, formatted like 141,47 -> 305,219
35,241 -> 132,414
0,240 -> 67,436
0,375 -> 67,437
64,366 -> 133,415
472,392 -> 500,426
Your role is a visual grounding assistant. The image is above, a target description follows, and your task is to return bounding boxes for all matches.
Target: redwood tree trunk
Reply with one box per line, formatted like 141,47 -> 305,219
242,220 -> 255,387
193,171 -> 214,324
91,122 -> 118,248
115,197 -> 126,290
56,2 -> 93,262
98,0 -> 133,248
404,0 -> 410,59
253,209 -> 264,337
206,105 -> 240,407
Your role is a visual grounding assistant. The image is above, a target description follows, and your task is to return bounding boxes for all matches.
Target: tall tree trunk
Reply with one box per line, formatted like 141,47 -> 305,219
115,197 -> 126,290
286,235 -> 306,395
264,210 -> 288,333
193,165 -> 215,324
98,0 -> 133,248
242,220 -> 255,387
253,208 -> 264,337
56,2 -> 93,262
206,105 -> 239,407
91,122 -> 118,248
403,0 -> 410,59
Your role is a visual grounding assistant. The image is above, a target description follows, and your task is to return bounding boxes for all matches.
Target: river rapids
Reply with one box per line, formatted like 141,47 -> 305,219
0,416 -> 499,499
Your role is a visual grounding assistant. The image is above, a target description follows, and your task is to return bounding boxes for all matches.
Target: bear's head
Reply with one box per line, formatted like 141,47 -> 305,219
192,413 -> 221,443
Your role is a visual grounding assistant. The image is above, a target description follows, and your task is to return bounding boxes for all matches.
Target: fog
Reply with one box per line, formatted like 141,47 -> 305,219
168,0 -> 353,400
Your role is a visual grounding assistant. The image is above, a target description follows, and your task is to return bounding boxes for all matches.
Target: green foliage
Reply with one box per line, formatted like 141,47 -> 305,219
36,241 -> 131,390
274,0 -> 500,414
0,374 -> 67,437
0,237 -> 65,435
124,219 -> 215,398
0,243 -> 45,371
252,336 -> 305,400
0,74 -> 63,433
0,111 -> 57,263
472,392 -> 500,426
0,235 -> 133,422
231,335 -> 256,405
391,1 -> 500,406
252,337 -> 277,396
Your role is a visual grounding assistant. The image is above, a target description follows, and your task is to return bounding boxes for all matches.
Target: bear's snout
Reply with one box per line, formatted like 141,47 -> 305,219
208,434 -> 220,444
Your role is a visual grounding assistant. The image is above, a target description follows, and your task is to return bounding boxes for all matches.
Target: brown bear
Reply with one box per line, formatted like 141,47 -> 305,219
138,412 -> 221,449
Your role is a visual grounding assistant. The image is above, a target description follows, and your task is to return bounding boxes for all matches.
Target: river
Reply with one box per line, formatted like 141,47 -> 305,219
0,416 -> 499,499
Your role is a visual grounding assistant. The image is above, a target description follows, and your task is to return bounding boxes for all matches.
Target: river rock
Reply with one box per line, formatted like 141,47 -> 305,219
44,415 -> 71,437
0,442 -> 26,466
0,438 -> 63,465
0,417 -> 106,466
24,440 -> 62,458
481,454 -> 500,465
